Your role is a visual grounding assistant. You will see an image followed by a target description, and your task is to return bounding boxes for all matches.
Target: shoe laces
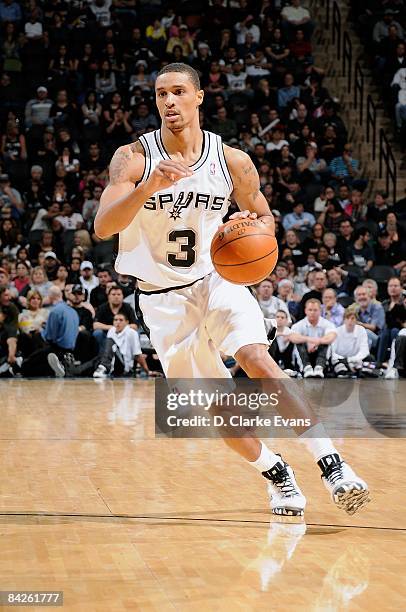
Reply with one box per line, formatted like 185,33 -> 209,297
323,460 -> 345,485
270,466 -> 297,497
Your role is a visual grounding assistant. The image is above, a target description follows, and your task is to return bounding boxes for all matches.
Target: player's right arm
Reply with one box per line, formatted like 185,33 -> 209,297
95,142 -> 193,239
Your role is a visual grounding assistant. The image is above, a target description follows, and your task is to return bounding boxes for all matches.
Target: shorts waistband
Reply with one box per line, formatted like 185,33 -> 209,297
137,275 -> 207,295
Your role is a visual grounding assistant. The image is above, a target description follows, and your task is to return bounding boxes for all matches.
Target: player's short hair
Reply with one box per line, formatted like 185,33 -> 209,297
156,63 -> 200,90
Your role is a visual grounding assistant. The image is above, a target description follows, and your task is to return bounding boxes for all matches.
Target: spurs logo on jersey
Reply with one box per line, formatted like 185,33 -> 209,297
115,130 -> 233,289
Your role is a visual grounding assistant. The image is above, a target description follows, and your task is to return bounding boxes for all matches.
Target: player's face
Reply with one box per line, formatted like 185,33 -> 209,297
155,73 -> 204,132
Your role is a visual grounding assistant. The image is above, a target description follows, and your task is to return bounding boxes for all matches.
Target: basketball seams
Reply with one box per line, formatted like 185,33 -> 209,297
211,233 -> 276,258
214,248 -> 278,267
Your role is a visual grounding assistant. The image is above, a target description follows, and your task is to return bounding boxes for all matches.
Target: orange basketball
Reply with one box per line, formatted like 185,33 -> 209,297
210,218 -> 278,285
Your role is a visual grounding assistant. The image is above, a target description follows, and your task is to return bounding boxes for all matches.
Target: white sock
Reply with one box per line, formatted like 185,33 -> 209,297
249,441 -> 281,472
299,423 -> 339,462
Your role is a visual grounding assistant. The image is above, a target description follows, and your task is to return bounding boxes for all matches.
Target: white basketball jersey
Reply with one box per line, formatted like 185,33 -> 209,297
115,130 -> 233,288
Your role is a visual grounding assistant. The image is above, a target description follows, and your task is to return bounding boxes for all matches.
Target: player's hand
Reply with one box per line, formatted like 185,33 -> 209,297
218,210 -> 258,232
147,160 -> 193,192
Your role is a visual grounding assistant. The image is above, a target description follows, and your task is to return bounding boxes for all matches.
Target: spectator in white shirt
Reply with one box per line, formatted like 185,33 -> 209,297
24,9 -> 43,40
80,261 -> 99,293
332,311 -> 370,377
281,0 -> 314,40
289,298 -> 337,377
25,87 -> 53,129
55,202 -> 84,231
93,311 -> 151,378
256,278 -> 291,322
235,15 -> 261,45
269,309 -> 296,374
391,67 -> 406,128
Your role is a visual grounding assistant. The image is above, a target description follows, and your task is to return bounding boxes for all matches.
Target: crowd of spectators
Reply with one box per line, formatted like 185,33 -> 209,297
0,0 -> 406,379
350,2 -> 406,150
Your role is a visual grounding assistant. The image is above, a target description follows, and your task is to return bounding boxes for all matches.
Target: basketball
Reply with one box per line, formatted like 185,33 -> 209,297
210,218 -> 279,285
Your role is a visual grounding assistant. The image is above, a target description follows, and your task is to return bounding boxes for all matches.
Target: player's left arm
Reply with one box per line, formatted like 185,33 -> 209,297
223,145 -> 275,235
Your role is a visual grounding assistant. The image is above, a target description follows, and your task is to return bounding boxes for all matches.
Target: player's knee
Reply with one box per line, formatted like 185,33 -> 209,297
235,344 -> 273,376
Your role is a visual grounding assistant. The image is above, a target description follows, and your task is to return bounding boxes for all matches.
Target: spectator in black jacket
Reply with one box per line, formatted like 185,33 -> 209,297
93,285 -> 137,353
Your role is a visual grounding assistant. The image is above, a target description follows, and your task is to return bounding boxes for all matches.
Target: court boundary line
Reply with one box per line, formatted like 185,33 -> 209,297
0,512 -> 404,532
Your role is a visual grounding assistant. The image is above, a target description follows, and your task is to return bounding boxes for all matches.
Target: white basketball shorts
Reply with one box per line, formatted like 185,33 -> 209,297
138,271 -> 269,378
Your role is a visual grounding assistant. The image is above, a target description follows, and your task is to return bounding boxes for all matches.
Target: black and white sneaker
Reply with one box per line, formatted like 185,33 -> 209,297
318,454 -> 370,515
263,456 -> 306,517
47,353 -> 65,377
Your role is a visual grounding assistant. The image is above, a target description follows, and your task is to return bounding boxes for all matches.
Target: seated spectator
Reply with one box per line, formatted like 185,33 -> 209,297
298,269 -> 328,318
21,286 -> 79,377
0,286 -> 18,372
19,266 -> 52,307
376,277 -> 406,366
329,143 -> 360,186
80,260 -> 99,293
65,284 -> 96,363
367,190 -> 391,223
327,267 -> 357,297
93,311 -> 151,378
52,264 -> 69,291
323,232 -> 343,266
277,73 -> 301,110
318,199 -> 349,234
256,278 -> 291,322
348,227 -> 374,272
18,289 -> 48,357
269,309 -> 295,373
95,60 -> 116,97
93,285 -> 137,353
385,328 -> 406,379
289,298 -> 337,377
321,288 -> 344,327
281,0 -> 314,41
331,311 -> 370,377
25,86 -> 53,130
43,251 -> 60,281
12,261 -> 31,294
351,285 -> 385,351
282,201 -> 316,233
375,230 -> 405,268
211,107 -> 238,143
90,267 -> 113,308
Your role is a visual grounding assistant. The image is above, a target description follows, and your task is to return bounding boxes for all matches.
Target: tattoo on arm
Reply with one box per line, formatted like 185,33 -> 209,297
109,147 -> 133,184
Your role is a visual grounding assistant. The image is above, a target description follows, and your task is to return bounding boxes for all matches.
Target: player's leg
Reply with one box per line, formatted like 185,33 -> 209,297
235,343 -> 370,515
205,274 -> 306,516
139,283 -> 305,516
206,273 -> 370,515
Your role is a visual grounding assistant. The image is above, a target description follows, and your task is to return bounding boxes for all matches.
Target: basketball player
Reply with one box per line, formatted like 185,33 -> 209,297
95,63 -> 369,516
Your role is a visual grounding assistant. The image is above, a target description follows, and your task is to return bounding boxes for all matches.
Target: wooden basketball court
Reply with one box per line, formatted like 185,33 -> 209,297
1,379 -> 405,611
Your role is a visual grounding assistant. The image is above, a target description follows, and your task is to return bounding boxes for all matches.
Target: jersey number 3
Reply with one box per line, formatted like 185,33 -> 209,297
167,229 -> 196,268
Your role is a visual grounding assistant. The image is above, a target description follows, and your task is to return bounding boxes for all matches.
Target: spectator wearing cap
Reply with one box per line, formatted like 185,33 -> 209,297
166,24 -> 194,59
25,87 -> 53,130
80,261 -> 99,293
90,267 -> 113,308
43,251 -> 59,281
93,285 -> 137,353
65,284 -> 97,363
283,201 -> 316,233
373,10 -> 404,44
